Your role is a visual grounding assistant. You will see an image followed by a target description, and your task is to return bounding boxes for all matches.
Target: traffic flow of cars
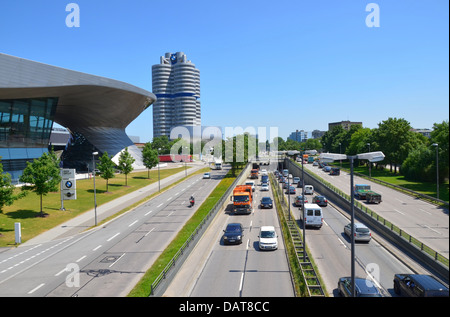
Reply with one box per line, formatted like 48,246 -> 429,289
276,155 -> 449,297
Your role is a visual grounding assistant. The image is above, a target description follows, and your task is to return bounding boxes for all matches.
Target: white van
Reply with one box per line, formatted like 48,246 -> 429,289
304,185 -> 314,195
301,203 -> 323,228
245,181 -> 255,192
258,226 -> 278,250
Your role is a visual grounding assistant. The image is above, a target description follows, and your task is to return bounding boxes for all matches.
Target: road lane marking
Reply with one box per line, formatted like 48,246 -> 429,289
167,212 -> 174,217
145,228 -> 155,237
393,209 -> 405,215
109,253 -> 125,268
145,210 -> 153,216
239,273 -> 244,292
107,233 -> 120,241
28,283 -> 45,294
76,255 -> 87,263
128,220 -> 138,227
93,245 -> 102,251
157,203 -> 163,208
55,268 -> 67,277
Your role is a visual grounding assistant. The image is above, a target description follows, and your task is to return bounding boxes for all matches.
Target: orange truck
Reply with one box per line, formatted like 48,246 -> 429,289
230,185 -> 253,214
250,169 -> 259,179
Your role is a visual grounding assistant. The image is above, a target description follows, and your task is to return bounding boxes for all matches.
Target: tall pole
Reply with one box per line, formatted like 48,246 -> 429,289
367,143 -> 371,178
432,143 -> 439,200
92,152 -> 98,226
302,151 -> 306,262
349,156 -> 356,297
158,148 -> 161,192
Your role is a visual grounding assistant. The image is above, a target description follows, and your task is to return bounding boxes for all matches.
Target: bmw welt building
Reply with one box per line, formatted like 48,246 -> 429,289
0,53 -> 156,180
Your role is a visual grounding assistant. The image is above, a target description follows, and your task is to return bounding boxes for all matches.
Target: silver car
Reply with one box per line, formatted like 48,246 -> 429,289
344,223 -> 372,243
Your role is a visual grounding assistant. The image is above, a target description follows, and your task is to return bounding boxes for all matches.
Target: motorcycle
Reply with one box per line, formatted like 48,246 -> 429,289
189,198 -> 195,207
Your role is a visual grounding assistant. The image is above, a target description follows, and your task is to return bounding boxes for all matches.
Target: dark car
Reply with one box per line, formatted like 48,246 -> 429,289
286,185 -> 296,194
338,277 -> 382,297
223,223 -> 244,245
260,197 -> 273,209
294,195 -> 308,207
330,167 -> 340,175
393,274 -> 449,297
312,195 -> 328,207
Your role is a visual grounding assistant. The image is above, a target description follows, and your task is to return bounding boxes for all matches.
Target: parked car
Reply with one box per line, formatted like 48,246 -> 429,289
203,172 -> 211,179
286,185 -> 296,194
393,274 -> 449,297
344,223 -> 372,242
260,197 -> 273,209
258,226 -> 278,250
338,277 -> 382,297
260,183 -> 269,191
312,195 -> 328,207
294,195 -> 308,207
223,223 -> 244,245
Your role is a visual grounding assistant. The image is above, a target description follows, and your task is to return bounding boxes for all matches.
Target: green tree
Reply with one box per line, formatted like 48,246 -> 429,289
97,151 -> 116,192
374,117 -> 415,173
430,120 -> 449,183
142,142 -> 159,179
0,159 -> 26,213
19,150 -> 61,217
117,147 -> 135,186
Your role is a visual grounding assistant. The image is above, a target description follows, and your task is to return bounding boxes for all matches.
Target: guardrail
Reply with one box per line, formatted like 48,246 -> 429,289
149,163 -> 251,296
285,159 -> 449,284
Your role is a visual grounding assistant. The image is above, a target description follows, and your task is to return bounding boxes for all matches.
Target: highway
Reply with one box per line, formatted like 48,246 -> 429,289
164,164 -> 295,297
301,162 -> 449,260
0,167 -> 229,297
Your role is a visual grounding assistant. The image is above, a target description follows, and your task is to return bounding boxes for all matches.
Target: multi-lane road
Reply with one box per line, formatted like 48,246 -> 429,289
165,161 -> 448,297
164,165 -> 295,297
1,159 -> 447,297
0,166 -> 229,297
301,162 -> 449,260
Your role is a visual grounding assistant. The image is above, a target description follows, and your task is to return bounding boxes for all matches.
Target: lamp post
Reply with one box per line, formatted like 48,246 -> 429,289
301,149 -> 306,262
319,151 -> 385,297
158,148 -> 161,192
432,143 -> 439,200
92,151 -> 99,226
367,143 -> 371,178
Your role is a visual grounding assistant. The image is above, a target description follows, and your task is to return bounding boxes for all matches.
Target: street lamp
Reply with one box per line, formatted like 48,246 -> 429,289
158,148 -> 161,192
432,143 -> 439,200
320,150 -> 385,297
367,143 -> 371,178
92,151 -> 99,226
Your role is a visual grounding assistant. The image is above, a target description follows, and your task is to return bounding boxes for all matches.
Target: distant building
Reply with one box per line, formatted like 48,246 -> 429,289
328,120 -> 362,131
288,130 -> 308,143
411,128 -> 432,138
311,129 -> 326,139
152,52 -> 201,139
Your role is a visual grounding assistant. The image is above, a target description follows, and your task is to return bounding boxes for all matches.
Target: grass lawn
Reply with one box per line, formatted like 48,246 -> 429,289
0,167 -> 189,247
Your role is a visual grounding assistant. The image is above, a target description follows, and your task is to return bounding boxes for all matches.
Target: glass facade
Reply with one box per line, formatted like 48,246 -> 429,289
0,97 -> 57,148
0,97 -> 57,180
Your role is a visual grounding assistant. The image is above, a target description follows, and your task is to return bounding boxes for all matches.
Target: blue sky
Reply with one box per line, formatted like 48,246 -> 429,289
1,0 -> 448,142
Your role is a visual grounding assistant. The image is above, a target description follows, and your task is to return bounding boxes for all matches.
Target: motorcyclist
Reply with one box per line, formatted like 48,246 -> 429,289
190,195 -> 195,207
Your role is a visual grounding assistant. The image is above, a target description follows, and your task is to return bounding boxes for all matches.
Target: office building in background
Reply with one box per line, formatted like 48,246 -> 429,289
152,52 -> 201,139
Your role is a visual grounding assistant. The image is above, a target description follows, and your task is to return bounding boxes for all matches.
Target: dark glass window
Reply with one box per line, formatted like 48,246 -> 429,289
0,97 -> 57,148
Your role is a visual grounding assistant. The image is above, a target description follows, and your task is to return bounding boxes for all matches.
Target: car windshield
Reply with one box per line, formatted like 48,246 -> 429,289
262,197 -> 272,203
226,225 -> 241,232
234,196 -> 249,202
260,231 -> 275,238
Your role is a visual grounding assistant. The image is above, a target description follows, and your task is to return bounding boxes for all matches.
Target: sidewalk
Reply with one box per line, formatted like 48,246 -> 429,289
20,162 -> 207,247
